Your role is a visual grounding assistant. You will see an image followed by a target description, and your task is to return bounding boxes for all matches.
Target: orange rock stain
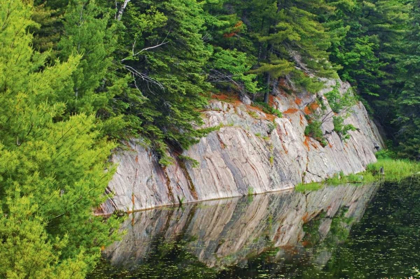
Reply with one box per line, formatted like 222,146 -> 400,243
303,136 -> 311,150
283,108 -> 299,114
303,102 -> 320,115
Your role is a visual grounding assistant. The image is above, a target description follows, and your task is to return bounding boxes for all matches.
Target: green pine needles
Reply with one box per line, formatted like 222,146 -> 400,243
0,1 -> 119,277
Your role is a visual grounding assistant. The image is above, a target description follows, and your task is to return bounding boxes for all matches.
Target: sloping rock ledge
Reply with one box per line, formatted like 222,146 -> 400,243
99,79 -> 383,214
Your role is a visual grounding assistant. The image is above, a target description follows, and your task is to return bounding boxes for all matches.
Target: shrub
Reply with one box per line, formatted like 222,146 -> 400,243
305,120 -> 326,145
375,149 -> 396,159
254,101 -> 282,118
333,116 -> 357,141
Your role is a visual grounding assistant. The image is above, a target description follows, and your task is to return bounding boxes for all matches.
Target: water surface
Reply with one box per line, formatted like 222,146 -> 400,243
90,178 -> 420,278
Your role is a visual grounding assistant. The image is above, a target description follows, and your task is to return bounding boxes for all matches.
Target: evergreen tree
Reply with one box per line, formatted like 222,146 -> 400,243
207,47 -> 258,96
202,0 -> 259,98
324,0 -> 410,145
395,0 -> 420,158
57,0 -> 118,115
0,1 -> 119,277
229,0 -> 336,103
30,3 -> 62,54
117,0 -> 214,163
327,0 -> 408,104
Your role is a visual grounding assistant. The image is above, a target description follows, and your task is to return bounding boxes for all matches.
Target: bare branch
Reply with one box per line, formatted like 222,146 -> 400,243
121,40 -> 169,62
122,32 -> 170,62
133,41 -> 168,55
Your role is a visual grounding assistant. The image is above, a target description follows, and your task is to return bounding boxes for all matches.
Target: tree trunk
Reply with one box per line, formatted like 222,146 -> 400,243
117,0 -> 131,21
264,74 -> 271,104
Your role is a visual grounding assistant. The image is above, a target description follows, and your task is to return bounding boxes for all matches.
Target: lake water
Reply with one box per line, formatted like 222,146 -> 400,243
90,177 -> 420,278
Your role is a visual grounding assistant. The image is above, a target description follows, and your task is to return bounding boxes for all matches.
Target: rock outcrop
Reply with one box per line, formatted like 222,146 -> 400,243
103,183 -> 379,270
99,79 -> 383,214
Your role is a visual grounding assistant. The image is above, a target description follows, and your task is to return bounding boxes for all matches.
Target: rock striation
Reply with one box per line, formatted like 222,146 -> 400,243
99,79 -> 383,214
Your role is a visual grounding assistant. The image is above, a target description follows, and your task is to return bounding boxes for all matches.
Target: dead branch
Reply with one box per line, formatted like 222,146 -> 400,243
124,65 -> 164,91
121,35 -> 169,62
208,69 -> 245,95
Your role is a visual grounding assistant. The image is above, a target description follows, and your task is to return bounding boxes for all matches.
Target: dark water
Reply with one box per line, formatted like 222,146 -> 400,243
90,178 -> 420,279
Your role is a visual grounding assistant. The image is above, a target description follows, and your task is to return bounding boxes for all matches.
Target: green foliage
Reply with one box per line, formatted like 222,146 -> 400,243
345,173 -> 364,183
254,102 -> 282,118
3,0 -> 420,275
303,80 -> 357,145
57,0 -> 119,115
325,173 -> 342,185
118,0 -> 214,160
267,122 -> 277,134
0,1 -> 120,277
178,155 -> 200,168
374,148 -> 397,159
365,159 -> 420,182
225,0 -> 337,102
30,3 -> 62,54
305,120 -> 327,146
326,159 -> 420,186
291,70 -> 326,93
303,159 -> 420,190
327,0 -> 408,98
393,0 -> 420,159
208,47 -> 259,94
325,83 -> 356,113
325,0 -> 412,154
295,182 -> 323,192
27,0 -> 418,164
333,35 -> 386,96
247,110 -> 259,119
333,116 -> 357,141
0,196 -> 89,279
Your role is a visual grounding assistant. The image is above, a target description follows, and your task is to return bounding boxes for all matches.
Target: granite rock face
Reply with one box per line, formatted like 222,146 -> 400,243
99,79 -> 383,214
103,183 -> 379,269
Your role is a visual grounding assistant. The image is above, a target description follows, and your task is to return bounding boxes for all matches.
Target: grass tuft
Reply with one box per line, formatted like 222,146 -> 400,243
364,158 -> 420,181
295,182 -> 323,192
296,159 -> 420,193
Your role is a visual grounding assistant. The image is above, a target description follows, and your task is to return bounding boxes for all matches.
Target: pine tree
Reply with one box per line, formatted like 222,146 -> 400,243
327,0 -> 408,102
57,0 -> 118,115
228,0 -> 336,103
207,47 -> 258,96
202,0 -> 259,98
0,1 -> 119,277
395,0 -> 420,158
117,0 -> 214,163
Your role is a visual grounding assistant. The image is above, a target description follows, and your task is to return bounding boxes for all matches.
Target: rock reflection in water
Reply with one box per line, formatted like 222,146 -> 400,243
96,183 -> 378,278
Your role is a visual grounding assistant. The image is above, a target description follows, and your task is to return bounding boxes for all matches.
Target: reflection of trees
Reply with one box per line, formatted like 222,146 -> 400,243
321,177 -> 420,278
89,235 -> 217,279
